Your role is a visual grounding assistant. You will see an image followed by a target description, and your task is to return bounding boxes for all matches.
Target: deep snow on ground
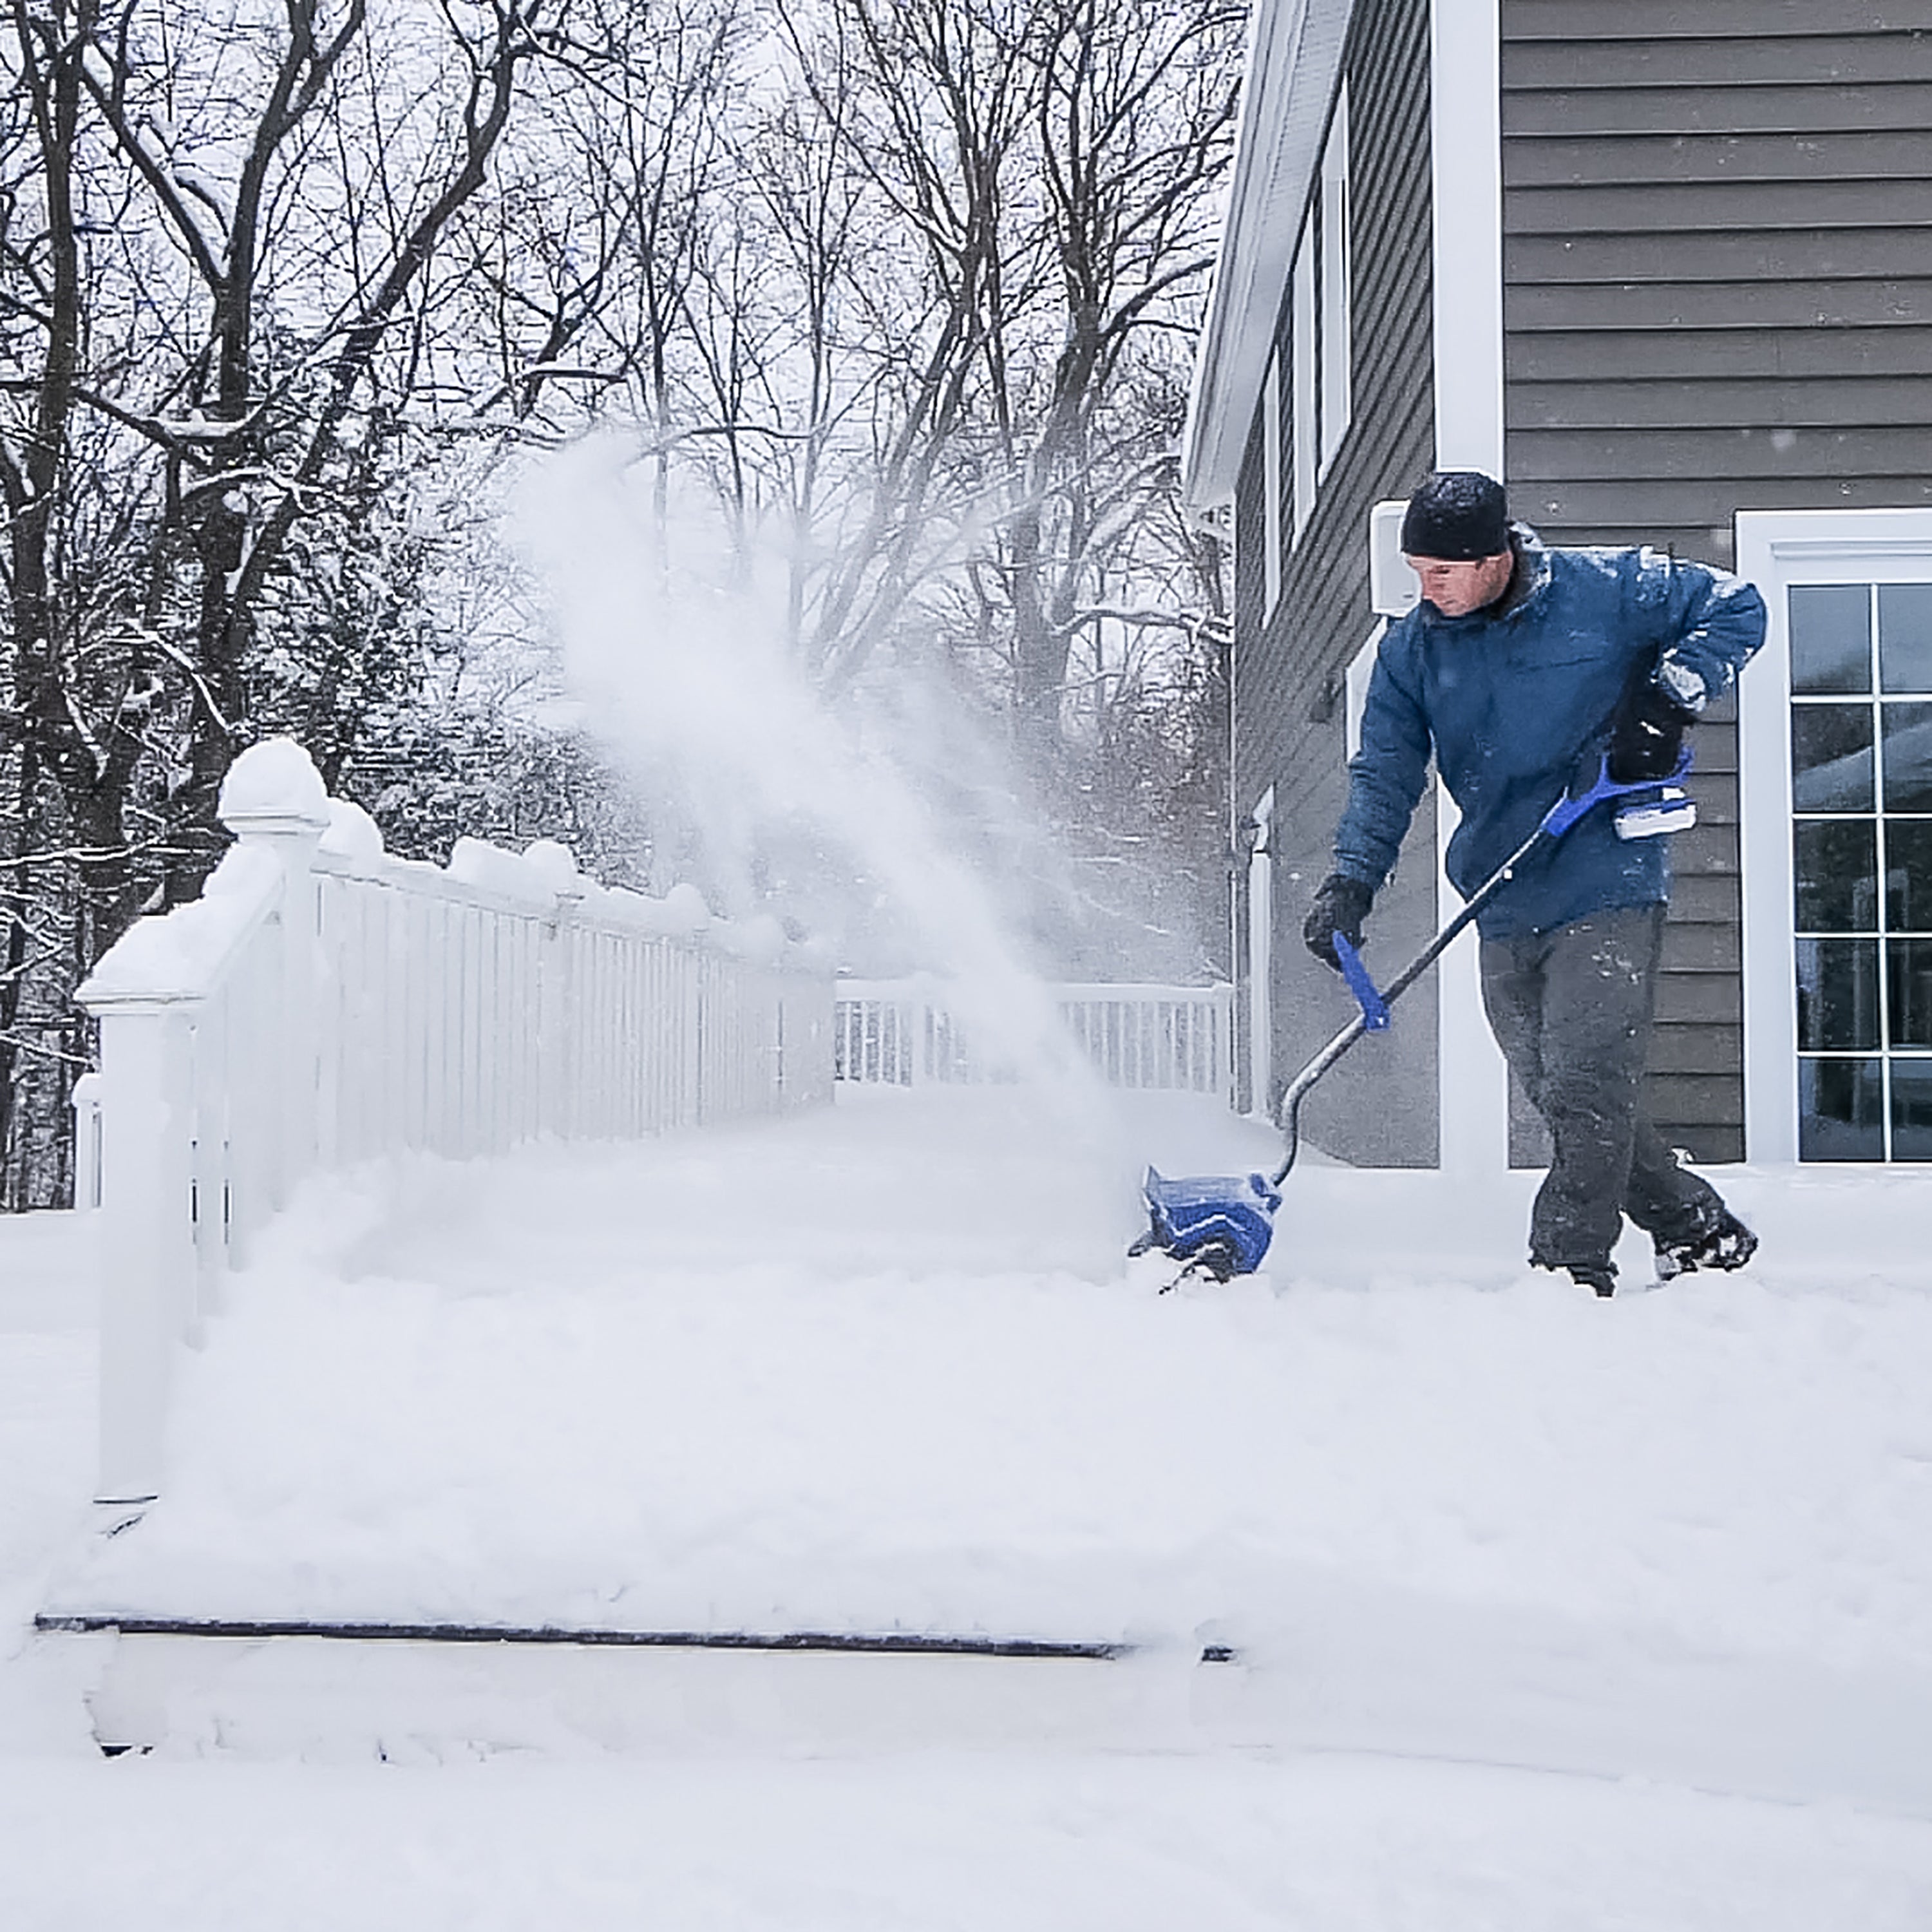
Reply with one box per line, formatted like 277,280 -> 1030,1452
53,1087 -> 1932,1681
7,1750 -> 1932,1931
5,1084 -> 1932,1927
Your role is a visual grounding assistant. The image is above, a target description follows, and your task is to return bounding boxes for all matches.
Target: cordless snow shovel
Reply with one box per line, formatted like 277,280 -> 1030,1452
1130,750 -> 1695,1284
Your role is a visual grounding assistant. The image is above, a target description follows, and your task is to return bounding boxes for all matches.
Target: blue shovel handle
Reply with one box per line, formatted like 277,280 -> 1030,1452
1332,933 -> 1391,1032
1541,747 -> 1693,840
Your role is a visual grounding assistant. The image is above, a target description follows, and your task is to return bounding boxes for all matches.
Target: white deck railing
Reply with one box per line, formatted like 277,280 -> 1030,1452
75,739 -> 833,1506
833,978 -> 1234,1097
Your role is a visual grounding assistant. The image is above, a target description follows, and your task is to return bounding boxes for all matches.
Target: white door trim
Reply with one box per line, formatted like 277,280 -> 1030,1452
1428,0 -> 1510,1174
1735,507 -> 1932,1164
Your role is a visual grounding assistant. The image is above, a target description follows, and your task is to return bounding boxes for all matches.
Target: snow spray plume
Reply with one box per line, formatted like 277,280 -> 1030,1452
511,433 -> 1091,1091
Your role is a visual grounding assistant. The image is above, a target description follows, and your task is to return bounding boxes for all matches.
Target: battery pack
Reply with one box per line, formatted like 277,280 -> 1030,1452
1615,795 -> 1698,840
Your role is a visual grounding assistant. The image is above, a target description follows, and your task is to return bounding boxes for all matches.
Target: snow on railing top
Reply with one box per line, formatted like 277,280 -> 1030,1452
79,740 -> 334,1008
317,792 -> 795,967
77,842 -> 287,1008
82,739 -> 808,1010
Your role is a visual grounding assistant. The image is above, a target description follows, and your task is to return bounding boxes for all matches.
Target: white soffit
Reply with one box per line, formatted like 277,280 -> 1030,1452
1181,0 -> 1354,510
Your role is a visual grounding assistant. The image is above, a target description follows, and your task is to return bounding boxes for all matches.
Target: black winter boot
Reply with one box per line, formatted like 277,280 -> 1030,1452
1567,1265 -> 1616,1299
1654,1208 -> 1758,1281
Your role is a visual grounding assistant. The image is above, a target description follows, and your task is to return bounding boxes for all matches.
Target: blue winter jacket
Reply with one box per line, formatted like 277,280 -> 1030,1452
1334,527 -> 1766,939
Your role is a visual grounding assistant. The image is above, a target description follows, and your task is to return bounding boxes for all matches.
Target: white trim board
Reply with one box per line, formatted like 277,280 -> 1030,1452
1430,0 -> 1503,478
1248,787 -> 1276,1119
1429,0 -> 1508,1173
1345,621 -> 1385,762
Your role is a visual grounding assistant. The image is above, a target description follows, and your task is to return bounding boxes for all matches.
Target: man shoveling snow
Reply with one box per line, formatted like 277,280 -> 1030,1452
1302,470 -> 1766,1298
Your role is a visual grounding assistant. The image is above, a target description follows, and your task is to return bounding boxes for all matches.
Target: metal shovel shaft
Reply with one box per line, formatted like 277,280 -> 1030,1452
1271,812 -> 1553,1188
1269,748 -> 1694,1188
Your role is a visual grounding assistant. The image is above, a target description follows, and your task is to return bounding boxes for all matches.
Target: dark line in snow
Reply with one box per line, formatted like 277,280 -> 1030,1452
33,1611 -> 1150,1661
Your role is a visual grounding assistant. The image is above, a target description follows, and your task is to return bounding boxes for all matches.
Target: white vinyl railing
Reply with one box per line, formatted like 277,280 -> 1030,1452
75,739 -> 833,1506
833,978 -> 1234,1097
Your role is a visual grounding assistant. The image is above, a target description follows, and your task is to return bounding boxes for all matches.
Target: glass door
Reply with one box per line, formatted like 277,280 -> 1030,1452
1788,581 -> 1932,1159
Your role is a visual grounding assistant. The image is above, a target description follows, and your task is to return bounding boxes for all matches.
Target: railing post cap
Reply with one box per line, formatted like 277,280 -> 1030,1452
218,737 -> 331,838
523,838 -> 589,907
663,882 -> 712,936
732,912 -> 786,965
320,799 -> 385,862
793,933 -> 837,971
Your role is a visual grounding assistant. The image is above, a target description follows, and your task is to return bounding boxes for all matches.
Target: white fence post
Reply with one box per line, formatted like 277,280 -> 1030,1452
778,979 -> 836,1106
526,840 -> 583,1141
86,1002 -> 197,1505
77,742 -> 330,1505
215,744 -> 331,1236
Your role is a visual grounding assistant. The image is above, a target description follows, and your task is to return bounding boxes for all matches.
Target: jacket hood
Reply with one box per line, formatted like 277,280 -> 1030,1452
1496,522 -> 1549,616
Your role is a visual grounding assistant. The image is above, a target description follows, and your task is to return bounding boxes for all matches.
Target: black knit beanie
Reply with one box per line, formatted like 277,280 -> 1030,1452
1399,471 -> 1510,560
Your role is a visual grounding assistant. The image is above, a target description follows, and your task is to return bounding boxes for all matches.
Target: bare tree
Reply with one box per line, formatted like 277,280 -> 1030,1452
706,0 -> 1238,722
77,0 -> 556,862
0,0 -> 562,1202
559,0 -> 1241,967
775,0 -> 1036,692
1001,0 -> 1240,748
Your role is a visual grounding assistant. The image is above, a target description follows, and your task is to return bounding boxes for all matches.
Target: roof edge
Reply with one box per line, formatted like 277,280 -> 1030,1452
1181,0 -> 1354,510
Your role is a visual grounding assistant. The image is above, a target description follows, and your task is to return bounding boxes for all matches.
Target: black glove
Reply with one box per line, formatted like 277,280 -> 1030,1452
1303,873 -> 1374,971
1607,672 -> 1696,783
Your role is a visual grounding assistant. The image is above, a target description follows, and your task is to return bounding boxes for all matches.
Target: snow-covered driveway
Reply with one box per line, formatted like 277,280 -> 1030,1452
6,1083 -> 1932,1926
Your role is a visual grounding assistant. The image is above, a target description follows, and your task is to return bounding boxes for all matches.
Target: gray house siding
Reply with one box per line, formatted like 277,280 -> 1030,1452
1232,0 -> 1438,1161
1500,0 -> 1932,1161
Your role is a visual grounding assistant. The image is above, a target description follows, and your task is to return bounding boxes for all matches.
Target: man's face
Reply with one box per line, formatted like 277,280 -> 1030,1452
1405,550 -> 1514,618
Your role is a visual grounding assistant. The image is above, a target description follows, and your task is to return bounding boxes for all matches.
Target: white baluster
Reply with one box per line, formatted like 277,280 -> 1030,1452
70,1071 -> 103,1211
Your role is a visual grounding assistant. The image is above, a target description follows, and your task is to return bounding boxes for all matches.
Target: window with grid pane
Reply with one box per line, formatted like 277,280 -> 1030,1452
1790,582 -> 1932,1160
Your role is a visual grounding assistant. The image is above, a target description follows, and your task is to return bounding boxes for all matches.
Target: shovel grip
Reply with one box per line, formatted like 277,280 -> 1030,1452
1332,934 -> 1390,1032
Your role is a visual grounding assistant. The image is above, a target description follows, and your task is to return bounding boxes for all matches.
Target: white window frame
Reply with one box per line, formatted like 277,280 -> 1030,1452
1290,236 -> 1317,544
1262,351 -> 1282,624
1318,85 -> 1352,479
1736,507 -> 1932,1164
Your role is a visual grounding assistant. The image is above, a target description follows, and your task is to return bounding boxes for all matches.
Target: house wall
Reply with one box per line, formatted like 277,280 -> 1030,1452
1499,0 -> 1932,1161
1233,0 -> 1438,1160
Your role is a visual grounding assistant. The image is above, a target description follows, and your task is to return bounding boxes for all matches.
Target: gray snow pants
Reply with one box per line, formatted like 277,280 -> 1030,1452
1478,904 -> 1725,1278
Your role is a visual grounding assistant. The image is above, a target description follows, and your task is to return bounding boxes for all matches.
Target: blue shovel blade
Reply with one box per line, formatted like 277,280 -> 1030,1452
1132,1166 -> 1283,1277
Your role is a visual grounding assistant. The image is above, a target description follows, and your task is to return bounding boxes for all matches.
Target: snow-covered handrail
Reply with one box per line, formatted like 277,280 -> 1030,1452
75,739 -> 834,1506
